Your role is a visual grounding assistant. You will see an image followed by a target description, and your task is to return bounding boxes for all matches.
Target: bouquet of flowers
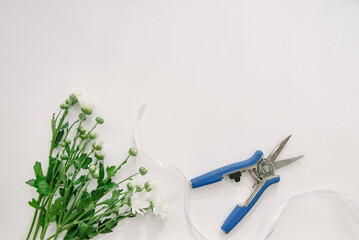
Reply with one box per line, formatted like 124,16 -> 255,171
26,93 -> 167,240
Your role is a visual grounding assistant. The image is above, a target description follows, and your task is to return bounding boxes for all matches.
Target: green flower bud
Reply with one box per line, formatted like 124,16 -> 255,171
68,172 -> 73,177
129,148 -> 138,156
88,164 -> 96,173
69,93 -> 78,105
145,181 -> 152,192
94,150 -> 105,160
127,182 -> 134,191
60,154 -> 68,160
92,169 -> 100,179
96,117 -> 104,124
81,107 -> 93,115
92,138 -> 104,151
79,113 -> 86,121
136,186 -> 142,192
65,98 -> 70,105
139,167 -> 148,176
89,132 -> 97,139
92,143 -> 101,151
59,141 -> 66,147
78,126 -> 86,134
65,139 -> 71,145
80,133 -> 88,140
60,103 -> 67,109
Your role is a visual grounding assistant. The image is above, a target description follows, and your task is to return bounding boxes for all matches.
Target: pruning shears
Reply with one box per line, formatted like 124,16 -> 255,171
190,135 -> 304,234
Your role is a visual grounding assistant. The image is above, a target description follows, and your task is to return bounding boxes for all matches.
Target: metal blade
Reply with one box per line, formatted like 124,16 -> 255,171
267,135 -> 291,163
273,155 -> 304,170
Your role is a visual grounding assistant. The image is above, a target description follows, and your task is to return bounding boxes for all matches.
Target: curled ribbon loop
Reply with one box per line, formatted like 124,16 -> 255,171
133,104 -> 207,240
265,189 -> 359,239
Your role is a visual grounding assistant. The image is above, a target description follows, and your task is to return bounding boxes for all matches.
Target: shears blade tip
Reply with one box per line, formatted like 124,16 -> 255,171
267,135 -> 292,163
273,155 -> 304,170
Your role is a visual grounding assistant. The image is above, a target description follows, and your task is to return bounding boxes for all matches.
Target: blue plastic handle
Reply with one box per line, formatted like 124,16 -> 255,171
221,176 -> 280,234
190,150 -> 263,188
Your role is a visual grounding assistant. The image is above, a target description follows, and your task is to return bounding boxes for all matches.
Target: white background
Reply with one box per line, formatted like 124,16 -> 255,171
1,0 -> 359,239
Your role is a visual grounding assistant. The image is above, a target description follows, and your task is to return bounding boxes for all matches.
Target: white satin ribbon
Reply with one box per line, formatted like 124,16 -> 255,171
133,104 -> 207,240
264,189 -> 359,240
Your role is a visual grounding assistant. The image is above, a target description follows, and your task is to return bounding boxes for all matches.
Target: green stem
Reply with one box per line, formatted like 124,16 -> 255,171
32,196 -> 47,240
26,206 -> 39,240
32,218 -> 41,240
117,172 -> 140,186
55,109 -> 63,122
64,119 -> 80,140
72,122 -> 98,162
113,154 -> 131,176
26,195 -> 44,239
40,182 -> 61,240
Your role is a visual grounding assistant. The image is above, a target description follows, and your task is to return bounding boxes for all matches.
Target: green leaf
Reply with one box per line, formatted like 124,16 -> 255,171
106,166 -> 116,178
98,218 -> 118,233
65,144 -> 71,155
36,179 -> 51,196
59,188 -> 65,197
28,198 -> 41,209
91,188 -> 104,202
26,179 -> 36,187
67,210 -> 79,223
82,209 -> 95,219
77,191 -> 92,211
53,130 -> 64,148
49,197 -> 65,220
74,154 -> 87,169
74,159 -> 81,169
102,189 -> 122,206
48,157 -> 57,180
81,157 -> 92,169
51,113 -> 56,134
112,189 -> 122,199
81,191 -> 91,200
64,226 -> 78,240
104,179 -> 115,191
64,185 -> 74,206
98,163 -> 104,183
39,211 -> 46,227
58,163 -> 66,183
34,162 -> 44,179
78,221 -> 95,238
60,121 -> 69,130
73,175 -> 85,185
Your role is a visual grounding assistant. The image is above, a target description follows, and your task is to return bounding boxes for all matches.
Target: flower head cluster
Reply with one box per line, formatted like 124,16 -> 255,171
77,92 -> 94,115
128,180 -> 167,221
129,189 -> 151,215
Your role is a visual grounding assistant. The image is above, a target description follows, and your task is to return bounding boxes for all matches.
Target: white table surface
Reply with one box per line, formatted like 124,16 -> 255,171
1,0 -> 359,239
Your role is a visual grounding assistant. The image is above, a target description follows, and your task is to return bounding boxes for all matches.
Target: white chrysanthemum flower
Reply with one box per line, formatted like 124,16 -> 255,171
92,138 -> 105,151
151,190 -> 168,221
96,138 -> 105,147
129,189 -> 151,215
76,92 -> 94,115
94,149 -> 105,160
